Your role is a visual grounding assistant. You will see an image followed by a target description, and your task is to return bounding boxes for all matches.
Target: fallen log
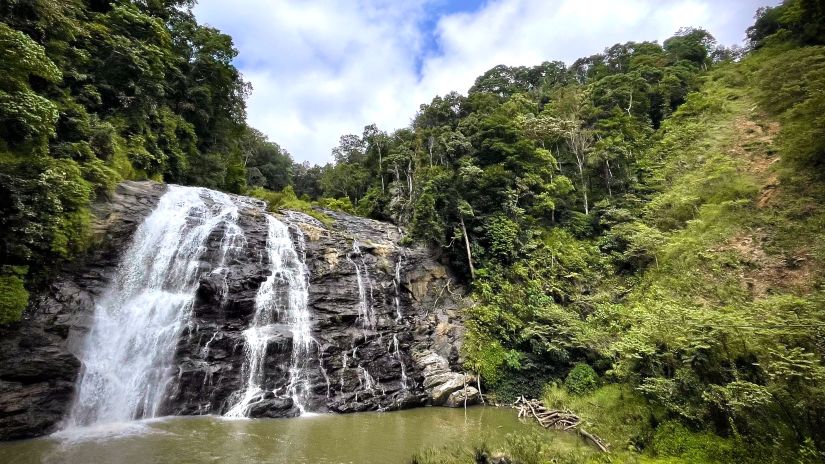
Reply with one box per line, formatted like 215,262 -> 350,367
512,395 -> 609,453
578,428 -> 609,453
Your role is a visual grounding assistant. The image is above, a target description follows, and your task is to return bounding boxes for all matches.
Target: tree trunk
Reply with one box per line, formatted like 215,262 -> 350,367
459,214 -> 475,279
542,140 -> 554,182
605,159 -> 613,198
378,146 -> 384,194
555,143 -> 564,176
626,90 -> 633,116
576,155 -> 589,215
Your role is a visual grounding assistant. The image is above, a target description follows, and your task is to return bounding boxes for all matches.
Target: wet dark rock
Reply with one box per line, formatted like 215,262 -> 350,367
247,396 -> 300,418
167,204 -> 474,418
0,180 -> 474,440
0,181 -> 166,440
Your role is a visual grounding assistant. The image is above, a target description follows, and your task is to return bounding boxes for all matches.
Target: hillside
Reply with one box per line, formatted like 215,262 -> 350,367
409,3 -> 825,462
1,0 -> 824,463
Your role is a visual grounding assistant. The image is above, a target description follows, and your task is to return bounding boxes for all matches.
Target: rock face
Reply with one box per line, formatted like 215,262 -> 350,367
0,181 -> 167,440
168,207 -> 472,416
0,181 -> 475,440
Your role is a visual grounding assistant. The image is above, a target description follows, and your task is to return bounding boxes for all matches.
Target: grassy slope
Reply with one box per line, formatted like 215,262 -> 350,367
413,51 -> 825,464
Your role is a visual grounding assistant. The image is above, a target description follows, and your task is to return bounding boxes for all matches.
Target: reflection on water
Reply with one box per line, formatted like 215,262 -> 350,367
0,407 -> 571,464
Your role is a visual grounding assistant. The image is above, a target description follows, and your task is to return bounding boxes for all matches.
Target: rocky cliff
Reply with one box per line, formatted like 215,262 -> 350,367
0,181 -> 476,440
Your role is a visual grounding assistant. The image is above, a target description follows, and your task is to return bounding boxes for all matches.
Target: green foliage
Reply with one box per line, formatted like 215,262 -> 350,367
0,90 -> 60,145
411,429 -> 599,464
0,22 -> 61,146
317,196 -> 355,214
0,267 -> 29,324
544,384 -> 659,451
247,186 -> 333,227
3,2 -> 825,461
413,8 -> 825,462
748,0 -> 825,48
483,214 -> 521,262
0,23 -> 61,87
650,422 -> 755,463
754,46 -> 825,171
244,129 -> 293,190
663,28 -> 716,68
410,189 -> 444,244
0,0 -> 266,318
462,324 -> 522,386
303,26 -> 710,286
564,364 -> 599,395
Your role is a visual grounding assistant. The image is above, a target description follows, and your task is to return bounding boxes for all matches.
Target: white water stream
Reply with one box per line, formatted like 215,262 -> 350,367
67,186 -> 243,427
225,215 -> 315,416
66,184 -> 417,425
347,242 -> 376,330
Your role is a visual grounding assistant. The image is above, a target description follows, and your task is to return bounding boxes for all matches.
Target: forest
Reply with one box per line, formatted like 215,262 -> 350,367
2,0 -> 825,462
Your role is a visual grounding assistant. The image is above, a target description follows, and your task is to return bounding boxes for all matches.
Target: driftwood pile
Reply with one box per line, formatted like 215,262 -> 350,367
513,396 -> 609,453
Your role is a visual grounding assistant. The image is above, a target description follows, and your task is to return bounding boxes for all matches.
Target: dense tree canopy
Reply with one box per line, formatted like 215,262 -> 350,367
0,0 -> 264,321
289,2 -> 825,461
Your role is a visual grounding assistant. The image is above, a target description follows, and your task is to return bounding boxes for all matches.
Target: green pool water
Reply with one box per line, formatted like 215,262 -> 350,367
0,406 -> 583,464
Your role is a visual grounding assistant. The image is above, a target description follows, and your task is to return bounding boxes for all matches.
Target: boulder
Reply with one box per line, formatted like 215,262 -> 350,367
444,386 -> 480,408
247,396 -> 300,418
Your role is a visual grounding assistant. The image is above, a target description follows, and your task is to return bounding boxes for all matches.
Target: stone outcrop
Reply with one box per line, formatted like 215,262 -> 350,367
415,350 -> 477,406
0,181 -> 476,440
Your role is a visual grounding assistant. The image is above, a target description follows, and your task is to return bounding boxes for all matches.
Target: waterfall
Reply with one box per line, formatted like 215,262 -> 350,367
347,242 -> 375,329
390,334 -> 408,390
205,216 -> 247,306
225,215 -> 314,417
67,186 -> 243,427
390,254 -> 408,391
344,244 -> 394,401
351,345 -> 384,402
393,254 -> 404,322
340,351 -> 349,391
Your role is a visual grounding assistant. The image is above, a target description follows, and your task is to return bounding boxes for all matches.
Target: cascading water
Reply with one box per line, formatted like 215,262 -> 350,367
391,253 -> 409,390
203,216 -> 247,308
348,242 -> 376,329
393,254 -> 404,322
67,186 -> 244,427
344,241 -> 412,401
350,345 -> 384,402
390,334 -> 408,390
0,178 -> 480,441
225,215 -> 315,417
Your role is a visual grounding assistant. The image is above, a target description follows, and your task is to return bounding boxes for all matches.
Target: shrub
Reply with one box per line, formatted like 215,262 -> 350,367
248,186 -> 334,227
564,363 -> 599,395
0,268 -> 29,324
317,196 -> 355,214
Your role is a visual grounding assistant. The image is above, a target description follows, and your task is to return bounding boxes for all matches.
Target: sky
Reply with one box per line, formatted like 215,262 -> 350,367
193,0 -> 780,165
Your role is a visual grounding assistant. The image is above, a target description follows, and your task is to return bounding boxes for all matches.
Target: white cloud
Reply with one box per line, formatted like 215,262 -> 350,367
193,0 -> 777,164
